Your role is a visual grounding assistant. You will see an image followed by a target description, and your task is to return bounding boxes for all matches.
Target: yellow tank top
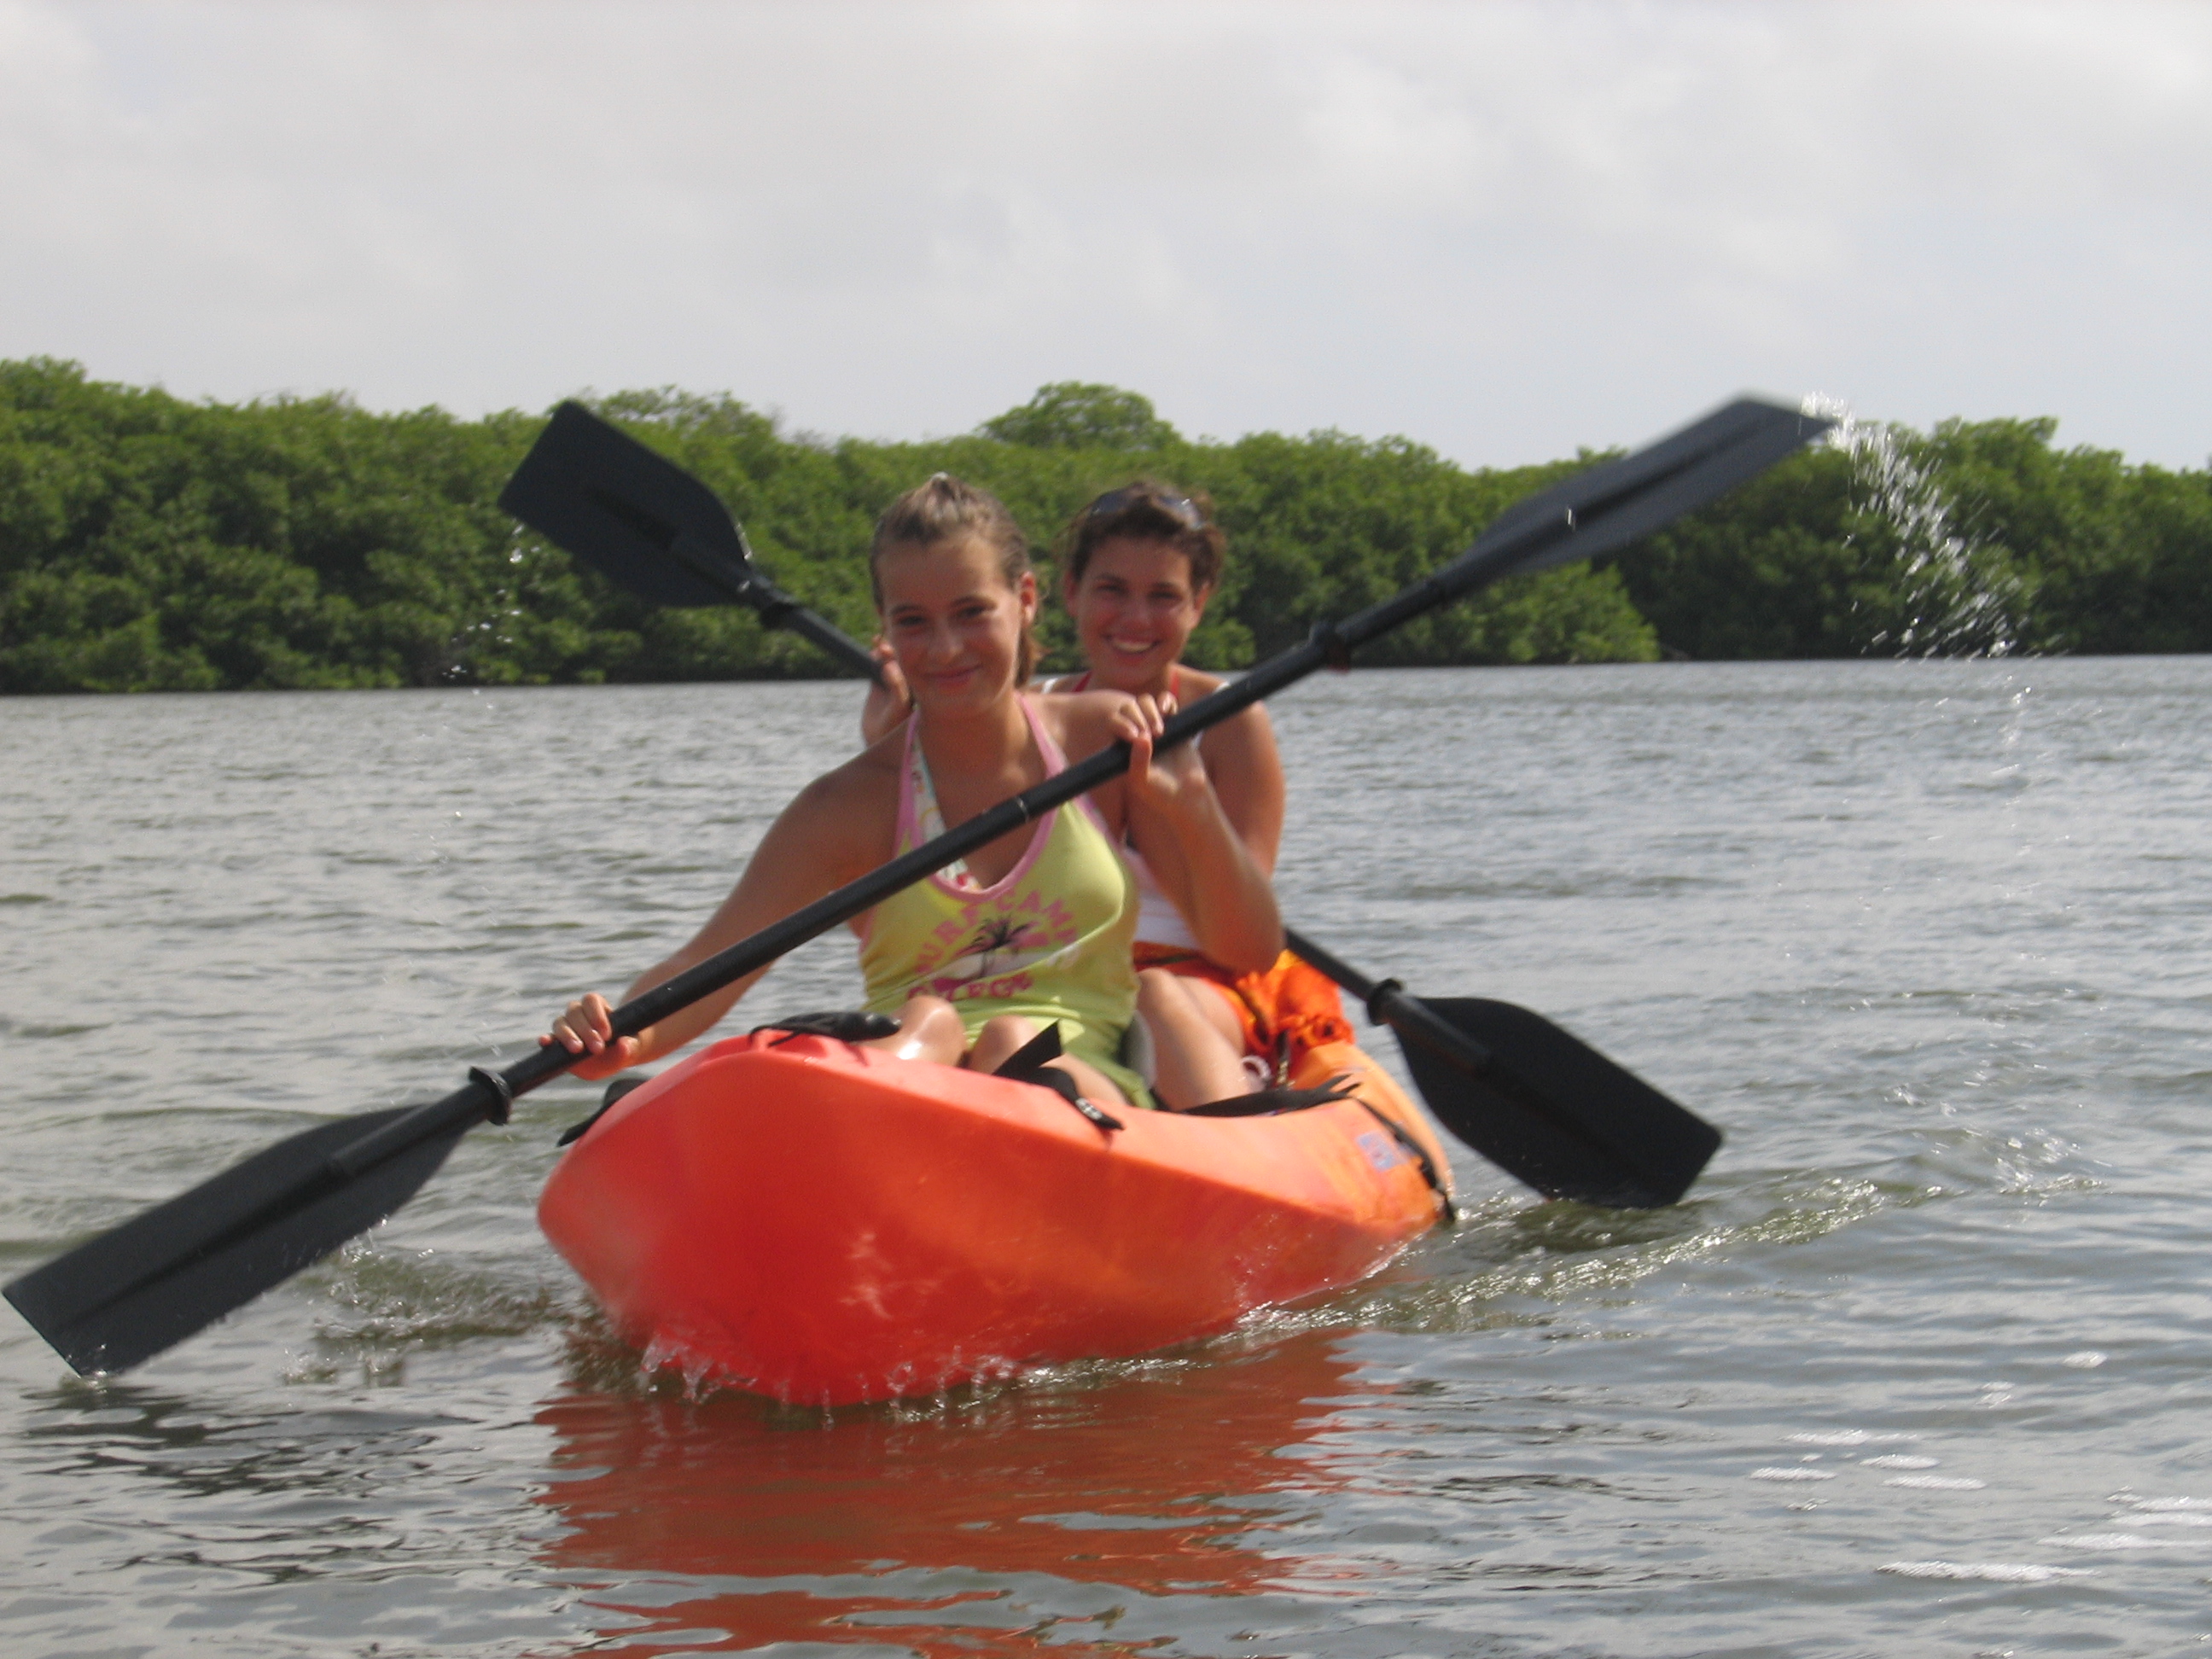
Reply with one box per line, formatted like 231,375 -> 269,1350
858,698 -> 1150,1104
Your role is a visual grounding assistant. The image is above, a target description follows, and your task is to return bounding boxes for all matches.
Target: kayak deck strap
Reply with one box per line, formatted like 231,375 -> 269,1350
1182,1074 -> 1357,1118
992,1022 -> 1124,1133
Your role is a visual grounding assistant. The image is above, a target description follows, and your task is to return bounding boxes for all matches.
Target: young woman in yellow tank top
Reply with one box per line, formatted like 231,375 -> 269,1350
864,481 -> 1329,1091
545,475 -> 1281,1113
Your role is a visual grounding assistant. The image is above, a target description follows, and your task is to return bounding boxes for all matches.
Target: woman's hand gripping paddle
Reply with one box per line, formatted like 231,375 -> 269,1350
3,394 -> 1828,1377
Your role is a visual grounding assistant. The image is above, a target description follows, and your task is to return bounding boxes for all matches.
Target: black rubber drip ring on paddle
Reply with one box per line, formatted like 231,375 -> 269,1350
469,1066 -> 514,1126
1365,978 -> 1406,1027
1307,619 -> 1354,671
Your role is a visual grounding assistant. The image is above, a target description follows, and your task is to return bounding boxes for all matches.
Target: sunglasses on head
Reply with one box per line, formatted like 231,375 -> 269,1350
1081,486 -> 1205,531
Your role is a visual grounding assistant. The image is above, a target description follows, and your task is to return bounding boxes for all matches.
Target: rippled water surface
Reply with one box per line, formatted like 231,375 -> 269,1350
3,659 -> 2209,1657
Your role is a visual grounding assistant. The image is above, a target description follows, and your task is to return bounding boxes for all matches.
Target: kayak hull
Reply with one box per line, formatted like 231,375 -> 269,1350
538,1030 -> 1451,1406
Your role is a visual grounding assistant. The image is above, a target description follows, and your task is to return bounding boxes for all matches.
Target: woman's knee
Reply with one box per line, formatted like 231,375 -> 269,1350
966,1014 -> 1039,1072
870,994 -> 965,1062
1137,969 -> 1243,1048
1136,969 -> 1188,1020
975,1012 -> 1038,1047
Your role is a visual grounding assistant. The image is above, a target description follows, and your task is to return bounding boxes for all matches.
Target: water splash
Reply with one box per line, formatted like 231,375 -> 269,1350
1881,1561 -> 2093,1582
1802,394 -> 2021,657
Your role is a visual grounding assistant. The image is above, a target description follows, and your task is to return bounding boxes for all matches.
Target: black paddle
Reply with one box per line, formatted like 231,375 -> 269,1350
504,403 -> 1742,1208
496,404 -> 886,684
3,394 -> 1827,1377
1283,928 -> 1713,1208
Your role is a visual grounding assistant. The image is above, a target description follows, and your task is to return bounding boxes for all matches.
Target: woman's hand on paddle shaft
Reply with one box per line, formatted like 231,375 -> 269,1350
858,638 -> 912,747
544,992 -> 643,1081
1115,692 -> 1214,820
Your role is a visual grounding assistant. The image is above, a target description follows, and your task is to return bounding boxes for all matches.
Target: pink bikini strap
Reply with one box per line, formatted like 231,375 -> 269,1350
1021,693 -> 1068,776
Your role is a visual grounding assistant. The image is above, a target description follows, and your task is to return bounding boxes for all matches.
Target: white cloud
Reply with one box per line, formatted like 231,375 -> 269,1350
1,0 -> 2206,466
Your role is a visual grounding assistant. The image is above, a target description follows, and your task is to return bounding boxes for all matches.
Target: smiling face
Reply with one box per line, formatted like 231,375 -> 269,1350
876,534 -> 1039,717
1063,535 -> 1210,695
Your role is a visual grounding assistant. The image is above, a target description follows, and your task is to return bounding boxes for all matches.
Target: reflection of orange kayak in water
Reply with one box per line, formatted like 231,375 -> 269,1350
537,1330 -> 1371,1653
538,993 -> 1452,1406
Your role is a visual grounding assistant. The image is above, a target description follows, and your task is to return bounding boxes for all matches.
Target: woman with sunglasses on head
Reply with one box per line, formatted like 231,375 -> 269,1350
551,474 -> 1279,1115
864,483 -> 1340,1091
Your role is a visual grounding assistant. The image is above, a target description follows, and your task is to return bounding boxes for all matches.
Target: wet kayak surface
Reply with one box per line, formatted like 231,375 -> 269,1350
3,659 -> 2208,1658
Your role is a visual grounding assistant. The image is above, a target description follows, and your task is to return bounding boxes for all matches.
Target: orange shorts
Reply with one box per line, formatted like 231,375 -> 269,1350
1132,943 -> 1356,1064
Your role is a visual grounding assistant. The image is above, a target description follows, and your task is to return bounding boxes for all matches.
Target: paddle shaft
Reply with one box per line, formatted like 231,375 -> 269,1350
668,529 -> 888,685
775,602 -> 883,682
1282,927 -> 1496,1078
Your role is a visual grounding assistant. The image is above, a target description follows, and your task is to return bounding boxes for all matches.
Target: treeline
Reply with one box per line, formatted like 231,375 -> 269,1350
2,358 -> 2207,693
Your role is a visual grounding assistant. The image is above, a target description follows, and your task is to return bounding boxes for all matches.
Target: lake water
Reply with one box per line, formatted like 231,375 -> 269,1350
3,658 -> 2209,1658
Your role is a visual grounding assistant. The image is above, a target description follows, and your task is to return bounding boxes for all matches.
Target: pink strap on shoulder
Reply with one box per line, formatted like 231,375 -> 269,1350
894,710 -> 924,852
1020,694 -> 1069,777
1020,694 -> 1120,842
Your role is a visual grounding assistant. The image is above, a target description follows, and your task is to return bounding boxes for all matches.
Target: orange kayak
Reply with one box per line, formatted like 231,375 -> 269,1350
538,1024 -> 1453,1406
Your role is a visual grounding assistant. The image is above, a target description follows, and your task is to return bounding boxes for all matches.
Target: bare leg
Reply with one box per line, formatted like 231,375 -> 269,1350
862,994 -> 968,1064
966,1013 -> 1039,1076
1137,969 -> 1254,1111
1051,1054 -> 1131,1108
971,1013 -> 1130,1108
1178,974 -> 1248,1050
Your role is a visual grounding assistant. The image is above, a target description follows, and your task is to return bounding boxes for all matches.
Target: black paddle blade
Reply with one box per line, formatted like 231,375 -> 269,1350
3,1108 -> 467,1376
503,402 -> 884,680
500,400 -> 755,608
1476,398 -> 1831,581
1392,999 -> 1720,1208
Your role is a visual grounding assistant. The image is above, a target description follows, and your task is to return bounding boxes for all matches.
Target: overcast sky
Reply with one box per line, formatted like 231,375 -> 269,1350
3,1 -> 2206,469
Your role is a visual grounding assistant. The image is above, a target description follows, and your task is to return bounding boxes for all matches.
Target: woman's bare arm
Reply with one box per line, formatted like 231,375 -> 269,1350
1050,693 -> 1284,974
545,755 -> 896,1078
1192,700 -> 1284,876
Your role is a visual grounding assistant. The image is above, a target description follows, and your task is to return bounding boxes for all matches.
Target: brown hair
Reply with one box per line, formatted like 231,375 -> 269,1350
869,473 -> 1039,684
1060,480 -> 1227,595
